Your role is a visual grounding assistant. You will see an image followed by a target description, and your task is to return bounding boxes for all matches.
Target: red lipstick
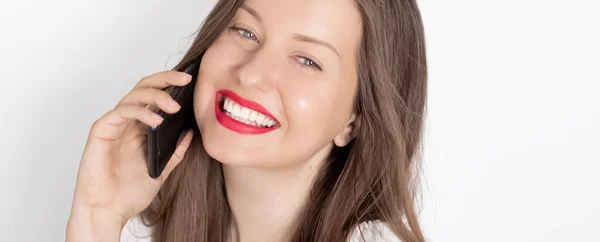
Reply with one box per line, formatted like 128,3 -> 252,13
214,89 -> 280,135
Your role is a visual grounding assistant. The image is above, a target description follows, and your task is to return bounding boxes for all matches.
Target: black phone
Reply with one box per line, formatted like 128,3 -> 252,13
147,56 -> 202,178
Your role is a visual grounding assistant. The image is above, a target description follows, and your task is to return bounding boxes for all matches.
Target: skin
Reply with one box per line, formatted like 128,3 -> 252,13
66,0 -> 362,241
195,0 -> 362,240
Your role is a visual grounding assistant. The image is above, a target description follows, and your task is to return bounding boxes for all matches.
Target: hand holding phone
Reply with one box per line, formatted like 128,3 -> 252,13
147,57 -> 202,178
69,61 -> 199,234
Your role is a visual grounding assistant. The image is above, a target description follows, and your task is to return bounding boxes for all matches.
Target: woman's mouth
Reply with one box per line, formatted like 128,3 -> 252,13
214,89 -> 280,134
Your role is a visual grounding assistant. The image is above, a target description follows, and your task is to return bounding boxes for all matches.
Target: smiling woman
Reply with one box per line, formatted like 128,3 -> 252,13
66,0 -> 428,241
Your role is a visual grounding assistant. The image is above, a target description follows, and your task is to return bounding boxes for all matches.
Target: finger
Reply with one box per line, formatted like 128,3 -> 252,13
158,129 -> 194,183
136,70 -> 192,89
118,88 -> 181,114
90,105 -> 164,140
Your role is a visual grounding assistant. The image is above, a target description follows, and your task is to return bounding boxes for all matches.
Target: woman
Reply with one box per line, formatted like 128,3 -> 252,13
66,0 -> 428,241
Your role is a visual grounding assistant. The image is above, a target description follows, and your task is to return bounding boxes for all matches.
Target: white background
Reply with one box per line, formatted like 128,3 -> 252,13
1,0 -> 598,241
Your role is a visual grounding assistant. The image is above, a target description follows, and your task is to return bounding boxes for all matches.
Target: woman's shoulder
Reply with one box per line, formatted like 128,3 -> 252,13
120,215 -> 154,242
347,220 -> 403,242
120,216 -> 401,242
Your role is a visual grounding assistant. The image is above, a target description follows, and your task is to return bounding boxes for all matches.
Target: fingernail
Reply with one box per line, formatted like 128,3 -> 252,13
168,99 -> 181,108
179,72 -> 192,79
151,112 -> 163,120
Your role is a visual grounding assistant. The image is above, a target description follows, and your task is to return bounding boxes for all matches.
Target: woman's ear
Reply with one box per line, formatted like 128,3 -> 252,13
334,113 -> 359,147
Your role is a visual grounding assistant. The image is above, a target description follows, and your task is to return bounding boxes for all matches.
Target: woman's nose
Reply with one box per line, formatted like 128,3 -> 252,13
235,47 -> 280,92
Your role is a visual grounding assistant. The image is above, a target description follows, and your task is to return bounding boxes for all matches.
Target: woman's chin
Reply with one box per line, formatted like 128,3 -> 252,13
211,152 -> 259,167
198,119 -> 284,168
201,139 -> 264,167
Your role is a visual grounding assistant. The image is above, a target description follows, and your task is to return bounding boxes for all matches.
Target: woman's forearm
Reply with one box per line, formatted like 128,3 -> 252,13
66,205 -> 126,242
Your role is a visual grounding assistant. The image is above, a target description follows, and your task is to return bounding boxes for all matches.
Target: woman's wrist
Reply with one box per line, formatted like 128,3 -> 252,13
66,204 -> 128,242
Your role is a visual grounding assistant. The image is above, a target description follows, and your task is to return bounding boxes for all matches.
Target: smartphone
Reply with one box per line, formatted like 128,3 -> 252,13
147,56 -> 202,178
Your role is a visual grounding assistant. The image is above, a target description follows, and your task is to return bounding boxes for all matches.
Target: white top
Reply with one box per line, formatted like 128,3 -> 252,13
120,215 -> 402,242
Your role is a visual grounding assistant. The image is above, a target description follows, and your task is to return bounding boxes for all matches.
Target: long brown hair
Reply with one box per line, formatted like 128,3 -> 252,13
141,0 -> 428,241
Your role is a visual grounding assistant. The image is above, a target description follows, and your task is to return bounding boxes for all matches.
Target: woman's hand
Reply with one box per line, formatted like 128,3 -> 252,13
66,71 -> 195,241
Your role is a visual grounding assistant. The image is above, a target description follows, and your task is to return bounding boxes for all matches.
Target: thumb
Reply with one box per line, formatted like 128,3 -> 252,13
158,129 -> 194,183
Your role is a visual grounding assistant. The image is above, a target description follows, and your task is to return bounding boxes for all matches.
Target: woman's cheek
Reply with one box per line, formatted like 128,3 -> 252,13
295,97 -> 310,112
281,79 -> 335,124
287,93 -> 330,129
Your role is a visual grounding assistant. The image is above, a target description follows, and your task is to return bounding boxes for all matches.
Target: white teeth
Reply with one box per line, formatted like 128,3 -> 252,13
225,99 -> 233,112
256,113 -> 265,125
222,97 -> 277,128
240,107 -> 250,120
232,102 -> 241,117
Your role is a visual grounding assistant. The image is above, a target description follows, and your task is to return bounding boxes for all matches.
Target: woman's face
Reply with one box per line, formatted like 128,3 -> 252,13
194,0 -> 362,168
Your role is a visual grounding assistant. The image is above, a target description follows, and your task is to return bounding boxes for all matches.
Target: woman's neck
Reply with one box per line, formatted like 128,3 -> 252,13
222,144 -> 332,242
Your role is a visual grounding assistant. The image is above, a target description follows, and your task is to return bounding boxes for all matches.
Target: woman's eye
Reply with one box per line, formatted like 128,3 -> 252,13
297,56 -> 322,71
228,26 -> 321,71
229,26 -> 258,43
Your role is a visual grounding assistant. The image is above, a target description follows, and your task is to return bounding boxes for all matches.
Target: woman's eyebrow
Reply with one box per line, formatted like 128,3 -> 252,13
240,4 -> 261,22
240,4 -> 340,59
292,33 -> 341,59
